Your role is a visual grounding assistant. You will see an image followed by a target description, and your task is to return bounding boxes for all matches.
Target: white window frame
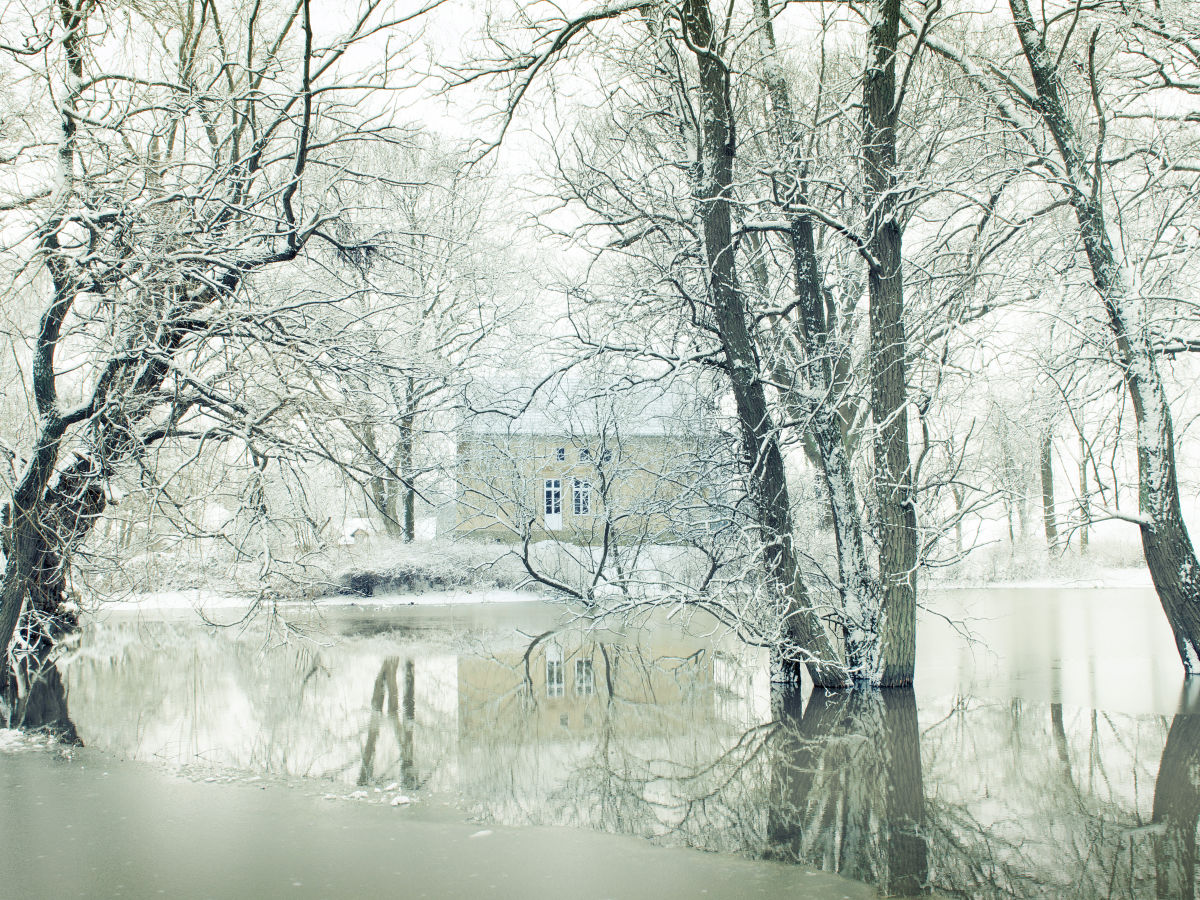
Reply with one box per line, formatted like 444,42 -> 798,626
575,657 -> 594,696
546,643 -> 565,698
573,479 -> 592,516
544,479 -> 562,515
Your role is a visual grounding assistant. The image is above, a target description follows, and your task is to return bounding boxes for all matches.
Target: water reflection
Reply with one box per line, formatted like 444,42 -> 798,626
1154,683 -> 1200,900
767,689 -> 927,896
57,598 -> 1200,899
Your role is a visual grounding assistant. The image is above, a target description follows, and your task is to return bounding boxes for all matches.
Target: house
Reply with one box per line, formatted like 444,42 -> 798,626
339,516 -> 374,546
451,376 -> 731,544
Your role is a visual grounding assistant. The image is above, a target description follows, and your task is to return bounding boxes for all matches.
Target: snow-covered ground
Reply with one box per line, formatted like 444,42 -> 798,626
0,729 -> 61,753
97,586 -> 546,613
931,565 -> 1153,591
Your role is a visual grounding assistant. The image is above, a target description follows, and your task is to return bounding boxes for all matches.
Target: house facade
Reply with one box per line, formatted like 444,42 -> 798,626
452,378 -> 729,544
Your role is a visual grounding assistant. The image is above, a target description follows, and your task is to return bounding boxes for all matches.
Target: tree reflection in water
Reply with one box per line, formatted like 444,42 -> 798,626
51,614 -> 1200,898
766,688 -> 927,896
1153,681 -> 1200,900
1,608 -> 80,743
357,657 -> 417,789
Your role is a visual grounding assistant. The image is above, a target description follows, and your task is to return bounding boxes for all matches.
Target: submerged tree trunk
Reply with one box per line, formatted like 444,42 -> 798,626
1009,0 -> 1200,672
680,0 -> 843,687
862,0 -> 918,686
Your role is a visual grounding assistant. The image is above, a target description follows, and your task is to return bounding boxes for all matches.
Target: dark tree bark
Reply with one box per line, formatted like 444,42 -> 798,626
862,0 -> 918,686
1008,0 -> 1200,673
751,0 -> 881,684
1078,432 -> 1090,555
679,0 -> 843,687
400,376 -> 417,543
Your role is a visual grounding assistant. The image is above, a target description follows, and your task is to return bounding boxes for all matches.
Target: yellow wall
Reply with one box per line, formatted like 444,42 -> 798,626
453,432 -> 718,544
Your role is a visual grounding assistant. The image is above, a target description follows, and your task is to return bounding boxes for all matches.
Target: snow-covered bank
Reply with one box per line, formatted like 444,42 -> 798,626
929,566 -> 1153,591
0,729 -> 62,753
96,586 -> 549,615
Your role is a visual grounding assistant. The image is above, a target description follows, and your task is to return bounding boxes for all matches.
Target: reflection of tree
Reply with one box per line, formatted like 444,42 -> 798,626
1,609 -> 80,743
358,657 -> 416,789
767,688 -> 927,896
920,697 -> 1165,899
1153,685 -> 1200,900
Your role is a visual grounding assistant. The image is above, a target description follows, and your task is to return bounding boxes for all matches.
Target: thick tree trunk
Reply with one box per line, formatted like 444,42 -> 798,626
1009,0 -> 1200,673
1040,432 -> 1057,546
751,0 -> 881,684
863,0 -> 918,686
680,0 -> 843,687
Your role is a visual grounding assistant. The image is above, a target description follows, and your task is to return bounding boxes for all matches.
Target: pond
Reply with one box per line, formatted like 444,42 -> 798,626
11,586 -> 1199,898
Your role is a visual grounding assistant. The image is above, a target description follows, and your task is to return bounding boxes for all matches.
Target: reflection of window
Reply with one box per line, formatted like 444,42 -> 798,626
544,479 -> 561,516
555,447 -> 566,461
546,643 -> 564,697
559,713 -> 569,728
573,479 -> 592,515
575,658 -> 594,696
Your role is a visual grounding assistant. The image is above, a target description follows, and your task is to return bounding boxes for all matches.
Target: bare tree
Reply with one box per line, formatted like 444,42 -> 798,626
0,0 -> 439,710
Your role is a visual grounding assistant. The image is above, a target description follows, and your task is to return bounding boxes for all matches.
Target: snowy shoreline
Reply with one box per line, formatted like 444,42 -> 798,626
89,586 -> 548,614
928,566 -> 1153,592
86,571 -> 1158,619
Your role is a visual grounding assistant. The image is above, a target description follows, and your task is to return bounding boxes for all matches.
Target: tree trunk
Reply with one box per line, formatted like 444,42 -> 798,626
751,0 -> 880,683
400,377 -> 416,543
1041,432 -> 1057,546
863,0 -> 918,687
680,0 -> 843,687
1078,431 -> 1090,554
1007,0 -> 1200,672
952,485 -> 964,555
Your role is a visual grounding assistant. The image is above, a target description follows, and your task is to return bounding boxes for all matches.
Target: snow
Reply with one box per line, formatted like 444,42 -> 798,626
99,587 -> 545,613
0,729 -> 59,753
933,567 -> 1153,591
1183,638 -> 1200,675
316,588 -> 543,607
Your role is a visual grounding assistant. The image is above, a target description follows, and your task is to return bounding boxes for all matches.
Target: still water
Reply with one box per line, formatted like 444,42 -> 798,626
43,587 -> 1200,897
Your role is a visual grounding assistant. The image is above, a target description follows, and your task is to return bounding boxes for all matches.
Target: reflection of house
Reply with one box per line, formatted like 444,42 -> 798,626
452,378 -> 728,543
455,624 -> 768,742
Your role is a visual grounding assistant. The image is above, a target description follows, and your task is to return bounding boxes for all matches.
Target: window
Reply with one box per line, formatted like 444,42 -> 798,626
555,447 -> 565,461
573,479 -> 592,515
546,644 -> 564,698
544,479 -> 561,516
580,448 -> 591,461
575,658 -> 594,696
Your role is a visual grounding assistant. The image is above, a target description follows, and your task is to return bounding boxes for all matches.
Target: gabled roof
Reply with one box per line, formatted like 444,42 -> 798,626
461,374 -> 711,438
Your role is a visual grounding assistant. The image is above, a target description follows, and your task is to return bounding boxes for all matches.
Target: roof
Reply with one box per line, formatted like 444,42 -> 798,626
461,374 -> 714,438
